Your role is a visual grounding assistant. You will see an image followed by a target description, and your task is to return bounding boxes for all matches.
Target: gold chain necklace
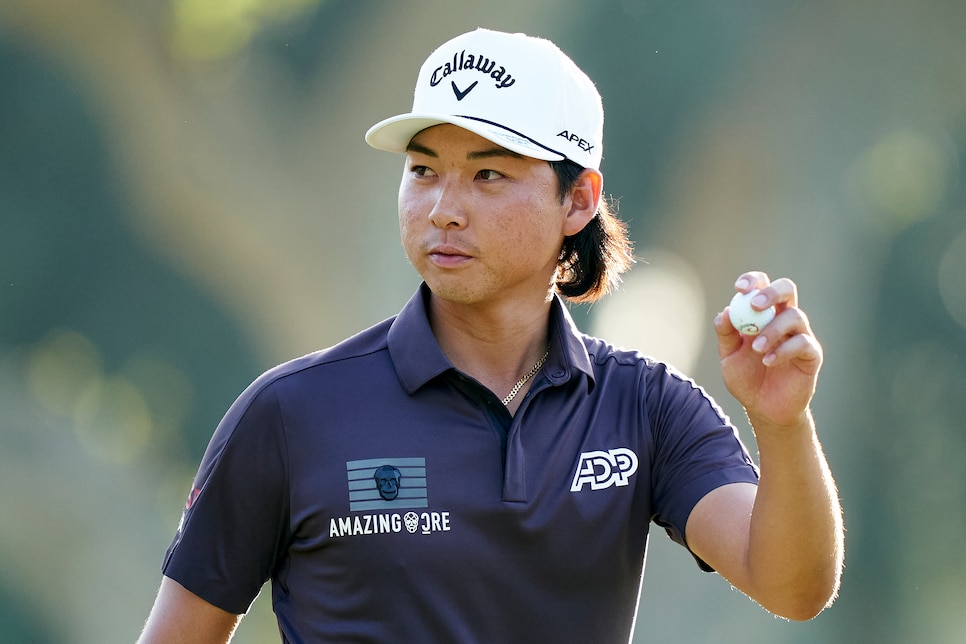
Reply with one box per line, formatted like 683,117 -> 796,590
502,345 -> 550,406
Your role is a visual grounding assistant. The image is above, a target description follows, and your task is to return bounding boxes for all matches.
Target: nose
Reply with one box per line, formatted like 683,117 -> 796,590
427,184 -> 468,229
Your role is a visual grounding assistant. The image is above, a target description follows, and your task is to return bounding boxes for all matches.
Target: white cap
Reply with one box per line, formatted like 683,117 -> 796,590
365,29 -> 604,170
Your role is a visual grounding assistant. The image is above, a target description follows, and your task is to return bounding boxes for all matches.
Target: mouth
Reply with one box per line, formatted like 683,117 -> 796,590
427,244 -> 473,268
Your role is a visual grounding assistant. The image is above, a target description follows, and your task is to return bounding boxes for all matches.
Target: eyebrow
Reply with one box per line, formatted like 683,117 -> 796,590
405,140 -> 525,161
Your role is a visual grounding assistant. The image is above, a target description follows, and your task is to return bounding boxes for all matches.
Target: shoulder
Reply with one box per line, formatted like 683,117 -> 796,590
581,333 -> 693,384
234,317 -> 396,407
579,333 -> 725,418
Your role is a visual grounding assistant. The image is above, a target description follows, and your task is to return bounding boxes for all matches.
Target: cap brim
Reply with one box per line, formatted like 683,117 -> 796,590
365,113 -> 565,162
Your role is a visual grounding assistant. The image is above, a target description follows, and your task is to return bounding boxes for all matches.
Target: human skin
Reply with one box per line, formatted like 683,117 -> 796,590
397,123 -> 599,411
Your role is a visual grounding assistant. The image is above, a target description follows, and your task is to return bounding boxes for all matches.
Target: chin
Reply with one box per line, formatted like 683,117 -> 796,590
421,274 -> 488,305
425,283 -> 481,305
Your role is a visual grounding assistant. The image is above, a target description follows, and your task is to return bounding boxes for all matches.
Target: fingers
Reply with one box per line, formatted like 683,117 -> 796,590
751,307 -> 823,371
720,272 -> 822,371
734,272 -> 798,310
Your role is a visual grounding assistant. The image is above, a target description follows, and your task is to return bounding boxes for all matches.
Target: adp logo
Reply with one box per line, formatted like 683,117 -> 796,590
570,448 -> 639,492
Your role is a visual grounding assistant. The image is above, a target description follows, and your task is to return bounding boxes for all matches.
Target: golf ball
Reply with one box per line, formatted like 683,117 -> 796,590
728,289 -> 776,335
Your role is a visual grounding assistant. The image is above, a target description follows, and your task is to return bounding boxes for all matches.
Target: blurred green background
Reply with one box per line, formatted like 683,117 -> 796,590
1,0 -> 964,642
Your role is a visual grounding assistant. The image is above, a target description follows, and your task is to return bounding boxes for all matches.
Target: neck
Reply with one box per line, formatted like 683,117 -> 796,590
428,294 -> 553,403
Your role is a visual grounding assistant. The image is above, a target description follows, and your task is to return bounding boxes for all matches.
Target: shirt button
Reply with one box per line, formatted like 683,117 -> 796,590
553,370 -> 565,378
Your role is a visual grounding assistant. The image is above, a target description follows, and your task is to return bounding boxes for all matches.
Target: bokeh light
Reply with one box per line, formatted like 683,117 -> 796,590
846,129 -> 955,234
168,0 -> 319,61
590,249 -> 706,374
938,224 -> 966,330
27,329 -> 103,419
73,375 -> 153,465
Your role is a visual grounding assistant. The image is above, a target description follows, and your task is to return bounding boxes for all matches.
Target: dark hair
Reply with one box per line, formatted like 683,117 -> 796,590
550,160 -> 635,303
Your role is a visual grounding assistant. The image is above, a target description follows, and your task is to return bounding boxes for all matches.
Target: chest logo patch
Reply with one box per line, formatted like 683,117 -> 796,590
570,448 -> 639,492
347,457 -> 428,511
332,457 -> 450,539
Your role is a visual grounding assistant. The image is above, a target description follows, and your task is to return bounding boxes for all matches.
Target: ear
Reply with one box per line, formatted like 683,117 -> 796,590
563,168 -> 603,237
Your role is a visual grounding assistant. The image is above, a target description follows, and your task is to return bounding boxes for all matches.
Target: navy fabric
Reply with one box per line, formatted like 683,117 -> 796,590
163,283 -> 759,643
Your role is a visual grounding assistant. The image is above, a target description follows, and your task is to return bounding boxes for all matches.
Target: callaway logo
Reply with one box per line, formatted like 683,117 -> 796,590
430,49 -> 517,96
570,448 -> 639,491
451,80 -> 477,101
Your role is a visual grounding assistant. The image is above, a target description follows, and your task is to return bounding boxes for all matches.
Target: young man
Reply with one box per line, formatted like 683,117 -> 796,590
139,29 -> 843,643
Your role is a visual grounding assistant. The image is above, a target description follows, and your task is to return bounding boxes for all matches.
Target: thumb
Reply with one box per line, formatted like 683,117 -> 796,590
714,310 -> 744,359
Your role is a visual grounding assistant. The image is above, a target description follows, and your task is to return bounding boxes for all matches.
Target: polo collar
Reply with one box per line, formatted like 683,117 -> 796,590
387,283 -> 596,395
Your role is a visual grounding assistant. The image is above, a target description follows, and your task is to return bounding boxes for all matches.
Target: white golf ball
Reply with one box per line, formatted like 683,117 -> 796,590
728,289 -> 776,336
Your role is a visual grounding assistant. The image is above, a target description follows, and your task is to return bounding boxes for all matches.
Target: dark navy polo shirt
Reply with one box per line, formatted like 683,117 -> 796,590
163,283 -> 759,643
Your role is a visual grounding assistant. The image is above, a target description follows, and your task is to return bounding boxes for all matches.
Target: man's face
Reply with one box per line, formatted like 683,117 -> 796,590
398,124 -> 582,308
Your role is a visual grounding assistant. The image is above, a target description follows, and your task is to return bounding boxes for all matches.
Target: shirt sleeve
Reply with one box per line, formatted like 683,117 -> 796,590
162,378 -> 291,614
646,363 -> 759,571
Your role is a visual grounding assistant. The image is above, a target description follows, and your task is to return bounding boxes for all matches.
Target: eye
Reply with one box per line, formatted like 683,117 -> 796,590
409,165 -> 436,178
476,169 -> 505,181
